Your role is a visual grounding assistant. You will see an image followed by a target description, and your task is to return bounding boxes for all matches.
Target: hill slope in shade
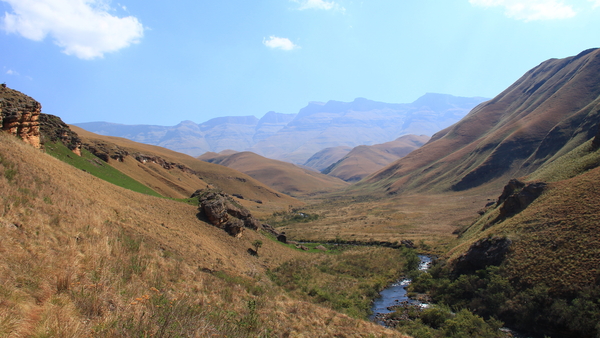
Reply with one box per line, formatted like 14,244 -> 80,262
324,134 -> 429,182
303,146 -> 353,171
199,151 -> 350,197
75,93 -> 486,163
72,126 -> 302,217
358,48 -> 600,195
0,131 -> 406,337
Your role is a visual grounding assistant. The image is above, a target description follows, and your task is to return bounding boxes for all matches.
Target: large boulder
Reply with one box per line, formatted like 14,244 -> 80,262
194,189 -> 262,237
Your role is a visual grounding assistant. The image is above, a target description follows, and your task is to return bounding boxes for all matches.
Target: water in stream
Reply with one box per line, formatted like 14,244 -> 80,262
370,255 -> 533,337
370,255 -> 432,320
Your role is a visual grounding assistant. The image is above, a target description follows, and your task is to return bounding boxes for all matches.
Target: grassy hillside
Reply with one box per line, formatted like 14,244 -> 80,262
356,48 -> 600,196
0,131 -> 409,337
400,138 -> 600,337
324,135 -> 429,182
44,140 -> 162,198
199,151 -> 349,197
72,126 -> 303,218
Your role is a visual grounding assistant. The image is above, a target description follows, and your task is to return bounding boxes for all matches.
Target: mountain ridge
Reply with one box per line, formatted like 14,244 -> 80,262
75,93 -> 487,163
357,48 -> 600,194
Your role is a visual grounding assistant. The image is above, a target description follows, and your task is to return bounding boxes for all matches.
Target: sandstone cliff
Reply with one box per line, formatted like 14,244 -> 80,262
0,84 -> 41,148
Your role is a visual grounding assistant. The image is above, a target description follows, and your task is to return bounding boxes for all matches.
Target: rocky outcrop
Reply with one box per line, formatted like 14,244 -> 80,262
194,189 -> 264,237
133,153 -> 196,174
84,142 -> 129,162
39,114 -> 82,155
453,237 -> 512,276
495,179 -> 546,221
193,188 -> 289,240
0,84 -> 41,148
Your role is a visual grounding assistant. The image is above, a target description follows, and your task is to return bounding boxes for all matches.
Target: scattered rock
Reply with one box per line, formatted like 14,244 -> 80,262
261,223 -> 287,243
232,194 -> 244,199
315,245 -> 327,251
296,244 -> 310,251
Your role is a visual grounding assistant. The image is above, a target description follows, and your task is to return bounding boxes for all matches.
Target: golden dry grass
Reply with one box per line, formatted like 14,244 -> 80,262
0,132 -> 407,337
71,126 -> 303,218
198,151 -> 349,197
279,189 -> 495,253
326,135 -> 429,182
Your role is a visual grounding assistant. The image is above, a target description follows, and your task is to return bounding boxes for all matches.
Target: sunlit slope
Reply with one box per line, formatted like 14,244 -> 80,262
72,126 -> 302,216
324,134 -> 429,182
357,48 -> 600,195
0,131 -> 405,337
199,151 -> 350,196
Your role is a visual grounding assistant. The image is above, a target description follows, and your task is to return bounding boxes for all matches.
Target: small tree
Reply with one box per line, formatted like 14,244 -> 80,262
252,240 -> 263,256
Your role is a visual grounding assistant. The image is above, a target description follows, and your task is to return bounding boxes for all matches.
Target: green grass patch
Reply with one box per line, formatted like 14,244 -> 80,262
263,210 -> 320,227
528,139 -> 600,182
45,141 -> 162,198
268,246 -> 414,318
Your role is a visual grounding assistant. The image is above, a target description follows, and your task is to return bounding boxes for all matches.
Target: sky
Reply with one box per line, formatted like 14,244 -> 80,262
1,0 -> 599,126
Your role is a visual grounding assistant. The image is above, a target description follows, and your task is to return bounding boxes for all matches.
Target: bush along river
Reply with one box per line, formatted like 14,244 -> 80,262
370,255 -> 533,337
370,255 -> 432,326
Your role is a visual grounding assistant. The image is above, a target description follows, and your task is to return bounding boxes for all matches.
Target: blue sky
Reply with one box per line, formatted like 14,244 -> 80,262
1,0 -> 599,125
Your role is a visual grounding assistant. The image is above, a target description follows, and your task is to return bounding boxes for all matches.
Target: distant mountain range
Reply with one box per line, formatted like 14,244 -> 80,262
75,93 -> 487,164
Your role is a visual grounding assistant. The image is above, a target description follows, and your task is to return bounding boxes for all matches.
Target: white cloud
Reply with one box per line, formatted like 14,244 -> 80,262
1,0 -> 144,59
263,36 -> 299,51
6,69 -> 19,75
589,0 -> 600,8
292,0 -> 342,11
469,0 -> 577,21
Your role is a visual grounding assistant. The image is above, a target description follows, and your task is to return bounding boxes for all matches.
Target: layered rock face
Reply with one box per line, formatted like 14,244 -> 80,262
0,84 -> 41,148
39,114 -> 82,155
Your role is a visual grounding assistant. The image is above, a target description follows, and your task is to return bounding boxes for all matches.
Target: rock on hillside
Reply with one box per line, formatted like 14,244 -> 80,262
360,48 -> 600,194
0,84 -> 41,148
39,114 -> 82,155
193,188 -> 286,241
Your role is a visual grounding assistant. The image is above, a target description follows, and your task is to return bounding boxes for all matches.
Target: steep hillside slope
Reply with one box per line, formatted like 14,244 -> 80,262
199,151 -> 350,196
360,48 -> 600,195
0,131 -> 406,337
72,126 -> 302,217
421,135 -> 600,337
323,135 -> 429,182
